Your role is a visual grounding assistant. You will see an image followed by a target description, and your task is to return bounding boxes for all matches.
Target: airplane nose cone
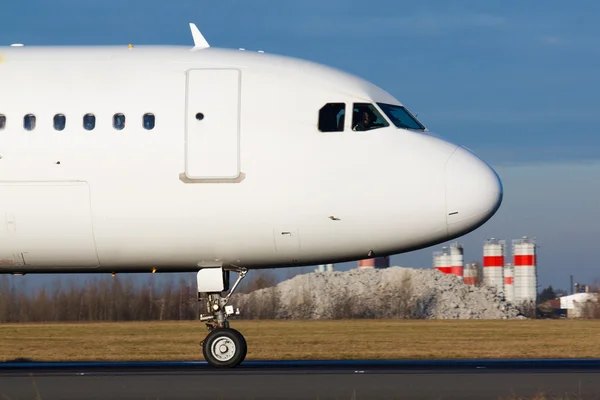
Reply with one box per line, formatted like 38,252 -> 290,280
446,146 -> 503,238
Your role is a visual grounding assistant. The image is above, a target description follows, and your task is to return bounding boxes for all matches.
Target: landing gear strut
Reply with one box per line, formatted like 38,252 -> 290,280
197,266 -> 248,368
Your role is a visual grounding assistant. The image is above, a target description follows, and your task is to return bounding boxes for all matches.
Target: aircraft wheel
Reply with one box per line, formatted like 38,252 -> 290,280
202,328 -> 247,368
239,331 -> 247,363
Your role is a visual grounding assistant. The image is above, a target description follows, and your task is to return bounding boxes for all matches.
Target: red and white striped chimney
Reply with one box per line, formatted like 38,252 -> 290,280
433,248 -> 451,274
449,242 -> 464,280
504,263 -> 514,302
483,238 -> 505,292
512,237 -> 537,303
463,263 -> 479,286
358,256 -> 389,269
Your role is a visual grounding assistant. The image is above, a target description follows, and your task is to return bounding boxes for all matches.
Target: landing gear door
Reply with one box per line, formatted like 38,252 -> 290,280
185,69 -> 241,180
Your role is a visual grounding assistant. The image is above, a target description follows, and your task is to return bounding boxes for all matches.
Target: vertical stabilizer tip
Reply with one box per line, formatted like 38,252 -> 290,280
189,23 -> 210,50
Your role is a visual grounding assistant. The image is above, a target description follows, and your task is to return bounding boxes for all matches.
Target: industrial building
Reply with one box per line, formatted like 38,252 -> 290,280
315,264 -> 334,273
559,293 -> 597,318
483,238 -> 505,293
463,263 -> 479,286
432,236 -> 538,305
504,263 -> 514,303
432,242 -> 464,280
357,256 -> 390,269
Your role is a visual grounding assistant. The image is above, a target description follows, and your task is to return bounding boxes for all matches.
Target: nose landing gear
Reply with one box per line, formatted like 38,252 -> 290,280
197,266 -> 248,368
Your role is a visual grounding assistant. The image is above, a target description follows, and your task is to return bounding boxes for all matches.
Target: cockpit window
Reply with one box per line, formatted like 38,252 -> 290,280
0,115 -> 5,131
318,103 -> 345,132
377,103 -> 425,130
352,103 -> 389,131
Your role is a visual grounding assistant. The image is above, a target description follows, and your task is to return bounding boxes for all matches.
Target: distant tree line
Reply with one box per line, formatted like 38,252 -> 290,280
0,275 -> 200,323
0,271 -> 287,323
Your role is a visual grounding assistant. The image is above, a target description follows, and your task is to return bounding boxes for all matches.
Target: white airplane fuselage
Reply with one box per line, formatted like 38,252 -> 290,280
0,45 -> 503,273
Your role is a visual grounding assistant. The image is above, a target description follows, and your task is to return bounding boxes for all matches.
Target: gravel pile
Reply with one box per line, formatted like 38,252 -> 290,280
235,266 -> 526,320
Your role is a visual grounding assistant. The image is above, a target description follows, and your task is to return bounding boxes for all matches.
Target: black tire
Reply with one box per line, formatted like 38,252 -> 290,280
202,328 -> 247,368
239,331 -> 247,363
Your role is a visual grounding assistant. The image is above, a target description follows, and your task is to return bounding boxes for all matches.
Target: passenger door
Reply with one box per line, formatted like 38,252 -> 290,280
185,69 -> 241,180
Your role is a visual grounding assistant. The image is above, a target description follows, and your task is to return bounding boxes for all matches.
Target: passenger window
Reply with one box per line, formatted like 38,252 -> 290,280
0,115 -> 5,131
318,103 -> 345,132
143,113 -> 155,130
83,114 -> 96,131
352,103 -> 389,131
24,114 -> 36,131
54,114 -> 66,131
113,113 -> 126,130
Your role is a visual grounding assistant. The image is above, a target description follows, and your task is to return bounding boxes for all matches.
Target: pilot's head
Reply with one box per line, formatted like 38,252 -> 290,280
359,108 -> 375,125
363,110 -> 371,122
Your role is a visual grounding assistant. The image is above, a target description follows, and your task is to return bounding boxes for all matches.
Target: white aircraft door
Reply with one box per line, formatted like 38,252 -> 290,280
185,69 -> 241,180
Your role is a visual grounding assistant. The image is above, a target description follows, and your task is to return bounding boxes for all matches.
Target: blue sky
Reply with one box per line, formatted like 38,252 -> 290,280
1,0 -> 599,292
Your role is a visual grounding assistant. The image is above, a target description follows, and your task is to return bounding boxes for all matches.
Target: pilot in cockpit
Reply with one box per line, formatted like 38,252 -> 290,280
353,104 -> 388,131
352,107 -> 375,131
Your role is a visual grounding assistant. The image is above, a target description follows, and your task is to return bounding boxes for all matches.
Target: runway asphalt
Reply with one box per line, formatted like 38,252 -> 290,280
1,359 -> 600,400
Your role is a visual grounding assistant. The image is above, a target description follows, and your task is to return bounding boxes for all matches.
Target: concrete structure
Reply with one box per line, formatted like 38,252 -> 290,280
433,248 -> 451,274
512,237 -> 537,303
358,257 -> 389,269
449,242 -> 464,281
483,238 -> 505,292
432,242 -> 463,279
463,263 -> 479,286
315,264 -> 334,273
504,263 -> 514,302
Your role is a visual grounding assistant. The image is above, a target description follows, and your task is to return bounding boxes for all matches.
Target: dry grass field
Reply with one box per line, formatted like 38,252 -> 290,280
0,319 -> 598,362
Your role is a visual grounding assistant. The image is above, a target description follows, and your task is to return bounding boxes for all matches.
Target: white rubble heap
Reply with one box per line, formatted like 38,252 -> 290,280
233,266 -> 525,320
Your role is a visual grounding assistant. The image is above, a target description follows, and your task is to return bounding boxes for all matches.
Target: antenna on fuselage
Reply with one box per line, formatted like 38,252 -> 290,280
189,23 -> 210,50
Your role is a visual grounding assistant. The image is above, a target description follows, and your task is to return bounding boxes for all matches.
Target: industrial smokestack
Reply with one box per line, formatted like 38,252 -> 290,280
512,236 -> 537,303
358,257 -> 389,269
316,264 -> 334,273
483,238 -> 505,292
